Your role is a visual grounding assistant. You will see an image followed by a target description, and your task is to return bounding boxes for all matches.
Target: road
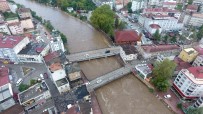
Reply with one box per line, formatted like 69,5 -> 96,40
66,46 -> 121,62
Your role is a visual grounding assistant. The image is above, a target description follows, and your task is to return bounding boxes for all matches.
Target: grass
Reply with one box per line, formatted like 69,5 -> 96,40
22,67 -> 32,76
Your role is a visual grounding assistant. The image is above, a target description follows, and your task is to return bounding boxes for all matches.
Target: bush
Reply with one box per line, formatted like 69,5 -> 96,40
18,84 -> 29,92
177,103 -> 182,109
30,79 -> 37,86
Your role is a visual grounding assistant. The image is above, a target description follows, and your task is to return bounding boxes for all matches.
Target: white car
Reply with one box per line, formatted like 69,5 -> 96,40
96,79 -> 102,83
40,74 -> 44,80
164,94 -> 171,99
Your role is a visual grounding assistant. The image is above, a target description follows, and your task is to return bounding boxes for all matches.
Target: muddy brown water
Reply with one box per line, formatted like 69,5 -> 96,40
14,0 -> 172,113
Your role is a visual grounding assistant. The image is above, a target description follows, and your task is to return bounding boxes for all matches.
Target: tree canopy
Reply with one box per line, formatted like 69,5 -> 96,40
153,30 -> 161,41
152,59 -> 177,91
90,5 -> 115,35
197,25 -> 203,40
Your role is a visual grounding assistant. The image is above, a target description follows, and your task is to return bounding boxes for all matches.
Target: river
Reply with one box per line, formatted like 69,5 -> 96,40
13,0 -> 172,114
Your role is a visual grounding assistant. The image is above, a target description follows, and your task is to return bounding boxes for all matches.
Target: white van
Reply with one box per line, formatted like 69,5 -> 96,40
16,78 -> 23,86
40,74 -> 44,80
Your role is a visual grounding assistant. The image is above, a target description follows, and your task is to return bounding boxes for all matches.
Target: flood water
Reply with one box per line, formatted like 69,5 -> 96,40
14,0 -> 172,113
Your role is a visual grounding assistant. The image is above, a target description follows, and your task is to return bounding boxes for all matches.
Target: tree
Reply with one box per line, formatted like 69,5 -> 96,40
30,79 -> 37,86
186,107 -> 203,114
176,4 -> 183,11
115,17 -> 119,29
127,2 -> 132,13
152,30 -> 161,41
117,21 -> 126,30
90,5 -> 115,35
188,0 -> 193,4
18,84 -> 29,92
60,33 -> 67,43
152,59 -> 177,91
197,25 -> 203,40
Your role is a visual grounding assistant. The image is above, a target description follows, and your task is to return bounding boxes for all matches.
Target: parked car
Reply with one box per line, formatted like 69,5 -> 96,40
40,74 -> 44,80
16,78 -> 23,87
164,94 -> 171,99
43,73 -> 49,79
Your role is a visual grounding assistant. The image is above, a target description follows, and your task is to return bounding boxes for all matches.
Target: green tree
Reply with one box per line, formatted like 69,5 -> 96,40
163,35 -> 169,43
115,17 -> 119,29
127,2 -> 132,13
18,84 -> 29,92
152,30 -> 161,41
90,5 -> 115,35
176,4 -> 183,11
60,33 -> 67,43
186,107 -> 203,114
188,0 -> 193,4
30,79 -> 37,86
197,25 -> 203,40
152,59 -> 177,91
117,21 -> 126,30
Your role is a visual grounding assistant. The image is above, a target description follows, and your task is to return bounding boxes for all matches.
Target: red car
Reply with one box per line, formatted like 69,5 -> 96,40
43,73 -> 49,79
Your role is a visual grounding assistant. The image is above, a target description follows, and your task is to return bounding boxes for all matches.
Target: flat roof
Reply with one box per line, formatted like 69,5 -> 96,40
18,42 -> 47,55
0,66 -> 9,86
0,84 -> 12,102
51,69 -> 66,81
135,64 -> 152,77
1,104 -> 24,114
18,81 -> 49,104
121,45 -> 138,55
49,62 -> 63,72
0,36 -> 25,48
55,78 -> 69,87
184,48 -> 198,55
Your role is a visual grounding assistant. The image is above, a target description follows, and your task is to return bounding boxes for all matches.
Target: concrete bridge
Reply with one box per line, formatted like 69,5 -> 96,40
66,46 -> 121,62
86,64 -> 135,92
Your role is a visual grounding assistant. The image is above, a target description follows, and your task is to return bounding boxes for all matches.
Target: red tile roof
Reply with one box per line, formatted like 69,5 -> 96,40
186,4 -> 198,11
0,66 -> 9,86
174,57 -> 191,71
188,67 -> 203,79
43,51 -> 59,63
8,22 -> 21,26
141,44 -> 180,53
150,24 -> 161,29
0,36 -> 25,48
143,7 -> 179,13
194,46 -> 203,55
115,30 -> 140,43
163,2 -> 177,5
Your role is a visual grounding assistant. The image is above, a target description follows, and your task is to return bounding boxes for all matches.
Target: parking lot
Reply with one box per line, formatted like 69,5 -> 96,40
5,63 -> 49,93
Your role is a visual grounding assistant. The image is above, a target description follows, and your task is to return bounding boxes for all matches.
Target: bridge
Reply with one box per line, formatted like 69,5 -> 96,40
86,64 -> 135,92
66,46 -> 121,62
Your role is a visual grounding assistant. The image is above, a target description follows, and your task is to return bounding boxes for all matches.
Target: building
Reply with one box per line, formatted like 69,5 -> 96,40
18,81 -> 51,111
17,42 -> 50,63
20,18 -> 34,30
146,24 -> 162,34
173,67 -> 203,99
115,30 -> 141,45
192,97 -> 203,108
50,31 -> 65,52
50,67 -> 70,94
0,13 -> 4,21
6,17 -> 19,25
0,0 -> 10,12
162,1 -> 177,9
8,2 -> 18,13
156,54 -> 175,62
131,0 -> 145,12
0,36 -> 30,63
189,13 -> 203,27
17,8 -> 32,19
66,63 -> 81,82
193,55 -> 203,67
8,22 -> 24,35
139,14 -> 183,32
186,4 -> 198,13
148,0 -> 162,6
120,45 -> 138,61
138,44 -> 180,59
1,104 -> 24,114
115,0 -> 130,10
178,48 -> 198,63
0,66 -> 15,112
135,64 -> 152,79
0,22 -> 11,35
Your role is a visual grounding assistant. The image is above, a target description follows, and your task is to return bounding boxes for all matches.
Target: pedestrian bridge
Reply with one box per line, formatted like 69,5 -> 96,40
66,46 -> 121,62
86,64 -> 135,92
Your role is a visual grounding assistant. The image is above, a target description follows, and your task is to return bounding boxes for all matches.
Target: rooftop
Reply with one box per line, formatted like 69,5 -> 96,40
66,63 -> 81,74
51,69 -> 66,81
186,4 -> 198,11
174,57 -> 191,71
192,13 -> 203,18
0,35 -> 25,48
18,42 -> 47,55
115,30 -> 141,43
43,50 -> 67,65
8,22 -> 21,26
163,1 -> 177,5
55,78 -> 69,87
0,83 -> 13,102
49,62 -> 63,72
141,44 -> 180,53
143,7 -> 179,13
188,66 -> 203,79
150,24 -> 161,29
135,64 -> 152,77
1,104 -> 24,114
184,48 -> 198,55
194,46 -> 203,55
18,81 -> 49,104
17,8 -> 30,13
0,65 -> 9,86
121,45 -> 138,55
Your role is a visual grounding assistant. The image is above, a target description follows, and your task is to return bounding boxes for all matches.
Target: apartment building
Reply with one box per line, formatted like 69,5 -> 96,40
193,55 -> 203,67
162,1 -> 177,9
0,36 -> 30,63
50,31 -> 65,52
0,0 -> 10,12
0,66 -> 15,112
8,22 -> 24,35
20,18 -> 34,30
0,22 -> 11,35
131,0 -> 145,12
173,67 -> 203,99
18,81 -> 51,111
178,48 -> 198,63
17,8 -> 32,19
